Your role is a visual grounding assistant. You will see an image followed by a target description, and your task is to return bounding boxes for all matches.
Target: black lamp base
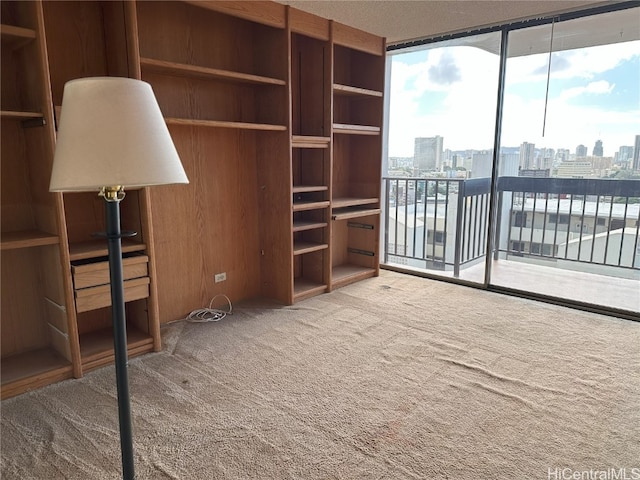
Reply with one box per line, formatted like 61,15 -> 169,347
105,197 -> 135,480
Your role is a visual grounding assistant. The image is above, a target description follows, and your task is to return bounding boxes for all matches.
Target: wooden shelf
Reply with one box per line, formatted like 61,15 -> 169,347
166,117 -> 287,131
333,123 -> 380,135
293,240 -> 328,255
293,185 -> 328,194
332,208 -> 381,221
69,239 -> 147,261
140,57 -> 286,86
332,264 -> 376,288
332,197 -> 379,209
1,110 -> 44,120
293,278 -> 327,302
1,348 -> 72,399
333,83 -> 382,98
293,221 -> 328,232
1,230 -> 59,250
0,23 -> 36,49
293,200 -> 330,212
292,135 -> 330,148
80,325 -> 153,369
331,41 -> 383,295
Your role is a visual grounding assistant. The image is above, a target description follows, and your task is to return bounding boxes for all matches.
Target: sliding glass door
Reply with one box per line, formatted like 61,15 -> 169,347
383,4 -> 639,314
492,8 -> 640,312
383,32 -> 501,284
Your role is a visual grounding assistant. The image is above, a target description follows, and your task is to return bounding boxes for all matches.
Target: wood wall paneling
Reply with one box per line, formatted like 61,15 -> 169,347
150,127 -> 263,322
42,1 -> 109,106
1,30 -> 41,111
257,131 -> 293,304
333,44 -> 384,93
137,1 -> 285,81
1,249 -> 49,357
332,134 -> 382,200
0,121 -> 34,232
291,34 -> 326,136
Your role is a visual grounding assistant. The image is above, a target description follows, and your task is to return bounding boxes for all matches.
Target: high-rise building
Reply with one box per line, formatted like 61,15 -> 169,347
519,142 -> 536,169
556,149 -> 570,164
633,135 -> 640,171
500,153 -> 520,176
614,146 -> 634,167
414,136 -> 443,172
576,144 -> 588,157
557,159 -> 592,178
451,154 -> 460,169
471,150 -> 492,178
593,140 -> 603,157
539,148 -> 554,170
443,148 -> 452,164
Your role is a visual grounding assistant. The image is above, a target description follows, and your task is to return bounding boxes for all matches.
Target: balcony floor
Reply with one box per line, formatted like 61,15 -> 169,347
388,258 -> 640,314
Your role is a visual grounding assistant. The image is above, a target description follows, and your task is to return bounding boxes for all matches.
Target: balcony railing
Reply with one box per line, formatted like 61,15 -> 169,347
383,176 -> 640,278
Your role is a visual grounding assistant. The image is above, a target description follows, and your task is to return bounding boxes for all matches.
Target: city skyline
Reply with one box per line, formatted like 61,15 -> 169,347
388,32 -> 639,159
391,135 -> 638,163
387,133 -> 639,180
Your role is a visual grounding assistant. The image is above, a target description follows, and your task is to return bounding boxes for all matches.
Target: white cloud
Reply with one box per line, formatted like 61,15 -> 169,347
500,91 -> 639,154
560,80 -> 615,100
507,41 -> 639,84
388,40 -> 639,158
389,46 -> 500,156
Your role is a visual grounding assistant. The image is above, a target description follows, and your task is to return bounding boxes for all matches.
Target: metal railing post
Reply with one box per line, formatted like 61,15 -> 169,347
454,180 -> 465,278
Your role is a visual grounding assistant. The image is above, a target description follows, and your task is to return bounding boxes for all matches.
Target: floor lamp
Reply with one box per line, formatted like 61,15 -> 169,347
50,77 -> 189,480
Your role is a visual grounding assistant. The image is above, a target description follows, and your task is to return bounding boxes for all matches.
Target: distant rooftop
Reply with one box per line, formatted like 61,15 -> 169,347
520,198 -> 640,219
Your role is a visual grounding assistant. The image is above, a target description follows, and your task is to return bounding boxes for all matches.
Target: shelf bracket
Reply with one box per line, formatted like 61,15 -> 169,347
21,117 -> 46,128
347,222 -> 374,230
348,247 -> 374,257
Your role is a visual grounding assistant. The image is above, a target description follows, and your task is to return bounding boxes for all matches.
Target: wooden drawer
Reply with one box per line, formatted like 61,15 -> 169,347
75,277 -> 150,313
72,254 -> 150,313
72,254 -> 149,290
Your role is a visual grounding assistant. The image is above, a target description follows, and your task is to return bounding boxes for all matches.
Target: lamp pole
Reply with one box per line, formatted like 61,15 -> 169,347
103,186 -> 135,480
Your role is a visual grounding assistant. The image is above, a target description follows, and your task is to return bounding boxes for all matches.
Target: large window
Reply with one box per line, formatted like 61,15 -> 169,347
493,8 -> 640,311
384,32 -> 501,281
383,5 -> 640,314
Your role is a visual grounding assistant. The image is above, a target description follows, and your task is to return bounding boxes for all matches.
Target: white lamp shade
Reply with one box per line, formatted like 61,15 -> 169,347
50,77 -> 188,191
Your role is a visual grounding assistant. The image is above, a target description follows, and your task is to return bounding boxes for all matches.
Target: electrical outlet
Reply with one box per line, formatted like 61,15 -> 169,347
214,272 -> 227,283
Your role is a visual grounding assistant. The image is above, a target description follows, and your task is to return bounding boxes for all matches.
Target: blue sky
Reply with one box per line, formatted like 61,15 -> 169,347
388,37 -> 640,158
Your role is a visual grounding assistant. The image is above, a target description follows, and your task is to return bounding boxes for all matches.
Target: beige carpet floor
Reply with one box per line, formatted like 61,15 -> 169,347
2,270 -> 639,479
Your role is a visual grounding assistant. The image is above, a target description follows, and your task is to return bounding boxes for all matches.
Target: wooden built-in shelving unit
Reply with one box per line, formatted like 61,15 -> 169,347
330,35 -> 384,289
1,0 -> 385,398
1,0 -> 75,400
37,0 -> 161,399
289,25 -> 335,302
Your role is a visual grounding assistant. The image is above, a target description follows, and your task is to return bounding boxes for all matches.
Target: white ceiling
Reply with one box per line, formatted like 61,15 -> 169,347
277,1 -> 615,45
